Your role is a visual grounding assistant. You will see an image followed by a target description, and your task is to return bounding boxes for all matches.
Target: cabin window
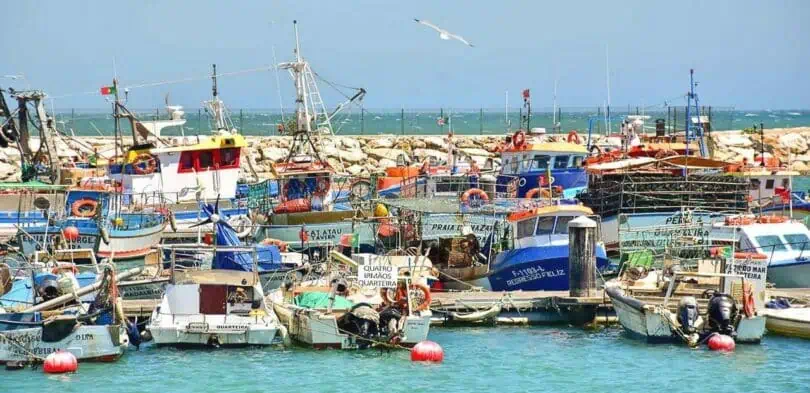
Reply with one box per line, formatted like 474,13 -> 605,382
535,216 -> 555,236
517,217 -> 537,239
220,148 -> 240,169
554,216 -> 575,234
553,155 -> 570,169
198,150 -> 215,170
750,179 -> 760,190
531,155 -> 550,170
755,235 -> 787,252
765,179 -> 774,190
178,151 -> 195,173
510,159 -> 518,173
573,156 -> 584,168
782,178 -> 789,188
784,233 -> 810,250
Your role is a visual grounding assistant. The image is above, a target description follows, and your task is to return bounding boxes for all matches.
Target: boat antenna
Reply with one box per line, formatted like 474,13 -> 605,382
605,44 -> 611,135
212,63 -> 218,99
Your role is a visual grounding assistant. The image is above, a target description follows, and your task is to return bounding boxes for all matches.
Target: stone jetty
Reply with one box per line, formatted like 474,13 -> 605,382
1,127 -> 810,183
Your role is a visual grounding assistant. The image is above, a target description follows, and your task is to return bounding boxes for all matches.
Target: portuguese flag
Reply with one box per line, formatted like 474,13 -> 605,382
100,86 -> 116,95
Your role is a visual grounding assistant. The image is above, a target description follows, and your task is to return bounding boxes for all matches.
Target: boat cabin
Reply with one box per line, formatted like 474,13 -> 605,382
499,142 -> 588,198
506,204 -> 595,249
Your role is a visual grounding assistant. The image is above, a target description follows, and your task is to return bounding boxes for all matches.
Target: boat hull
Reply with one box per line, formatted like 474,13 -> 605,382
0,324 -> 126,363
484,244 -> 610,291
762,308 -> 810,339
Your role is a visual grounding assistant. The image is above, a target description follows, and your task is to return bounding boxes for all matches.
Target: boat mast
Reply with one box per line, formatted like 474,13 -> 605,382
208,63 -> 229,131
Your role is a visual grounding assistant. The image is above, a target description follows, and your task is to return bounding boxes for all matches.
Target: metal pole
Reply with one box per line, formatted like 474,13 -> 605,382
197,108 -> 201,131
440,108 -> 444,133
401,107 -> 405,135
480,107 -> 483,135
240,109 -> 244,131
360,108 -> 365,135
760,122 -> 765,167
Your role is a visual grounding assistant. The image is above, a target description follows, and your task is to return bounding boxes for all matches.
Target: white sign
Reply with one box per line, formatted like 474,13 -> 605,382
357,264 -> 398,288
724,256 -> 769,310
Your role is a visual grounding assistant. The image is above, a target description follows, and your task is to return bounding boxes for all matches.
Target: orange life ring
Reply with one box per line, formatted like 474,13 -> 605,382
733,252 -> 768,260
525,187 -> 551,199
71,198 -> 98,217
261,238 -> 288,252
724,216 -> 754,226
380,283 -> 432,312
567,130 -> 581,144
132,153 -> 157,175
460,188 -> 490,204
51,262 -> 78,275
513,130 -> 526,149
742,282 -> 756,318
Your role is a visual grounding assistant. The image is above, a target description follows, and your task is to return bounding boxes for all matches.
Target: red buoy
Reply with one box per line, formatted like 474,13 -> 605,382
707,334 -> 736,352
63,226 -> 80,242
203,233 -> 214,245
410,340 -> 444,363
43,351 -> 78,374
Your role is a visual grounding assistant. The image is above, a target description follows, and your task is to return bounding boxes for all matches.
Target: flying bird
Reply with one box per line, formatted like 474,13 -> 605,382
413,18 -> 474,47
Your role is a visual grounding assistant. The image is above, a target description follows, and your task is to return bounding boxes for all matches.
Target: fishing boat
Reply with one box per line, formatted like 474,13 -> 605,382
147,208 -> 286,347
16,189 -> 167,260
266,252 -> 433,349
467,204 -> 610,291
252,21 -> 371,252
0,265 -> 135,364
606,246 -> 768,346
761,304 -> 810,339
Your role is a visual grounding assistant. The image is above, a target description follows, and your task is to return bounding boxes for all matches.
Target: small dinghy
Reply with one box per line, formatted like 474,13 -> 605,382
762,299 -> 810,339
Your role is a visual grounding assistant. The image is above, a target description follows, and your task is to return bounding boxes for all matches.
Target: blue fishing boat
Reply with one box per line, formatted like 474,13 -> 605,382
498,135 -> 589,199
464,204 -> 609,291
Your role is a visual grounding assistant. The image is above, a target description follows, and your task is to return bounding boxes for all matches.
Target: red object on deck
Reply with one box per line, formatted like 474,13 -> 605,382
410,340 -> 444,362
43,351 -> 78,374
203,233 -> 214,245
274,198 -> 311,214
707,334 -> 736,352
62,226 -> 80,242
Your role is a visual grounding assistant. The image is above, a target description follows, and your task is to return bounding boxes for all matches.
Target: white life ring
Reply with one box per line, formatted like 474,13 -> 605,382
229,215 -> 253,238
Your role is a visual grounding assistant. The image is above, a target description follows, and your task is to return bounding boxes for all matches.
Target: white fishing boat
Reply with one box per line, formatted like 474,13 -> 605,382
147,215 -> 285,347
761,306 -> 810,339
266,252 -> 433,349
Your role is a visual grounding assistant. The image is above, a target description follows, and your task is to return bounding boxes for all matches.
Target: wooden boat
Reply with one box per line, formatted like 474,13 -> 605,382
266,252 -> 433,349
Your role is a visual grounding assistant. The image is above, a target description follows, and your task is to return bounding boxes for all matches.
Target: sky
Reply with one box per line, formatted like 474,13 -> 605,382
2,0 -> 808,110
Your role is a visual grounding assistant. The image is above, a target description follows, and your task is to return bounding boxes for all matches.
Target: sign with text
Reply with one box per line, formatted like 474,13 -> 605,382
357,264 -> 398,288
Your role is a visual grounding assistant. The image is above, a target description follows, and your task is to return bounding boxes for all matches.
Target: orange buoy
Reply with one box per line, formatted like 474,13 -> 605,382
43,351 -> 78,374
410,340 -> 444,362
525,187 -> 551,199
707,334 -> 735,352
63,226 -> 80,242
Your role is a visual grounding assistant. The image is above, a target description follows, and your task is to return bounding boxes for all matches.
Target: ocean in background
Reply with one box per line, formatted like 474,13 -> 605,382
3,326 -> 809,393
51,108 -> 810,137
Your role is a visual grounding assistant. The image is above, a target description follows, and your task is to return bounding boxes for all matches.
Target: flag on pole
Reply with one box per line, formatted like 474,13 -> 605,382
100,86 -> 116,95
437,116 -> 447,126
522,89 -> 530,100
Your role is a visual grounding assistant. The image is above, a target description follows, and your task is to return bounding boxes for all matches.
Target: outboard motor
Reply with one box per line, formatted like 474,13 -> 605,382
37,278 -> 61,302
379,306 -> 403,338
677,296 -> 700,334
707,293 -> 738,336
336,303 -> 380,349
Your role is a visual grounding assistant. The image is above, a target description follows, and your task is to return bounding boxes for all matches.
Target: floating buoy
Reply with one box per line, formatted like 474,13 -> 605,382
410,340 -> 444,363
43,351 -> 78,374
62,226 -> 80,242
707,334 -> 736,352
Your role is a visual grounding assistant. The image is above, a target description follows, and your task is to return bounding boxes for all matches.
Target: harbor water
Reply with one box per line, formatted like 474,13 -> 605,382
54,109 -> 810,137
5,326 -> 809,392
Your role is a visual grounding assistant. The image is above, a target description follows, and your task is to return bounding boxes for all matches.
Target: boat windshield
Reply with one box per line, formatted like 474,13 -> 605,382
553,155 -> 570,169
530,155 -> 550,170
535,216 -> 555,235
554,216 -> 575,234
755,235 -> 788,252
517,217 -> 537,239
784,233 -> 810,251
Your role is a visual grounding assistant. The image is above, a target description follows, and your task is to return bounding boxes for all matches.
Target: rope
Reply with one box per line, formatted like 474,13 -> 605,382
0,331 -> 46,361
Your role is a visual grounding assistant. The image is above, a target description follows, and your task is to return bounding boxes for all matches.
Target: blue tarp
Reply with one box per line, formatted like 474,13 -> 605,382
203,202 -> 281,272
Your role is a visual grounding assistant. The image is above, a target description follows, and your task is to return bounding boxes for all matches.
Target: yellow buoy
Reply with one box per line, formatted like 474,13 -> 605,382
374,203 -> 388,217
113,217 -> 124,227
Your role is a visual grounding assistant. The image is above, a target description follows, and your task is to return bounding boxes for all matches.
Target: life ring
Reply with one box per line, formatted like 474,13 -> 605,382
51,262 -> 78,275
261,238 -> 288,252
229,215 -> 253,238
525,187 -> 551,199
742,282 -> 756,318
733,252 -> 768,260
99,227 -> 110,245
71,198 -> 98,217
512,130 -> 526,149
460,188 -> 489,204
724,216 -> 754,226
132,153 -> 157,175
380,283 -> 432,312
567,130 -> 581,144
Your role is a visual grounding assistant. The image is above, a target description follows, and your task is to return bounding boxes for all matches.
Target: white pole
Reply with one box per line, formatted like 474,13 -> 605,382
790,150 -> 794,219
605,44 -> 611,134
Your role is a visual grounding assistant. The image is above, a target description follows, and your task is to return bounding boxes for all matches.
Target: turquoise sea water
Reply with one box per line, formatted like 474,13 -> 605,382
5,326 -> 810,393
54,109 -> 810,137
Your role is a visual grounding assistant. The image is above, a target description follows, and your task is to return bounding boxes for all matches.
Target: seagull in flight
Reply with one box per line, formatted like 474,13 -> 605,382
414,18 -> 474,47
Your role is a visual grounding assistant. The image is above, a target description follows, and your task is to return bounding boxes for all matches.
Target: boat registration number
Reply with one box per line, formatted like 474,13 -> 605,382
186,322 -> 209,333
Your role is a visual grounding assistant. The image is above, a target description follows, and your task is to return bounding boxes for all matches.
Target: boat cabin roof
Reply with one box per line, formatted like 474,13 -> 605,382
502,142 -> 587,155
507,204 -> 593,222
172,269 -> 258,286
